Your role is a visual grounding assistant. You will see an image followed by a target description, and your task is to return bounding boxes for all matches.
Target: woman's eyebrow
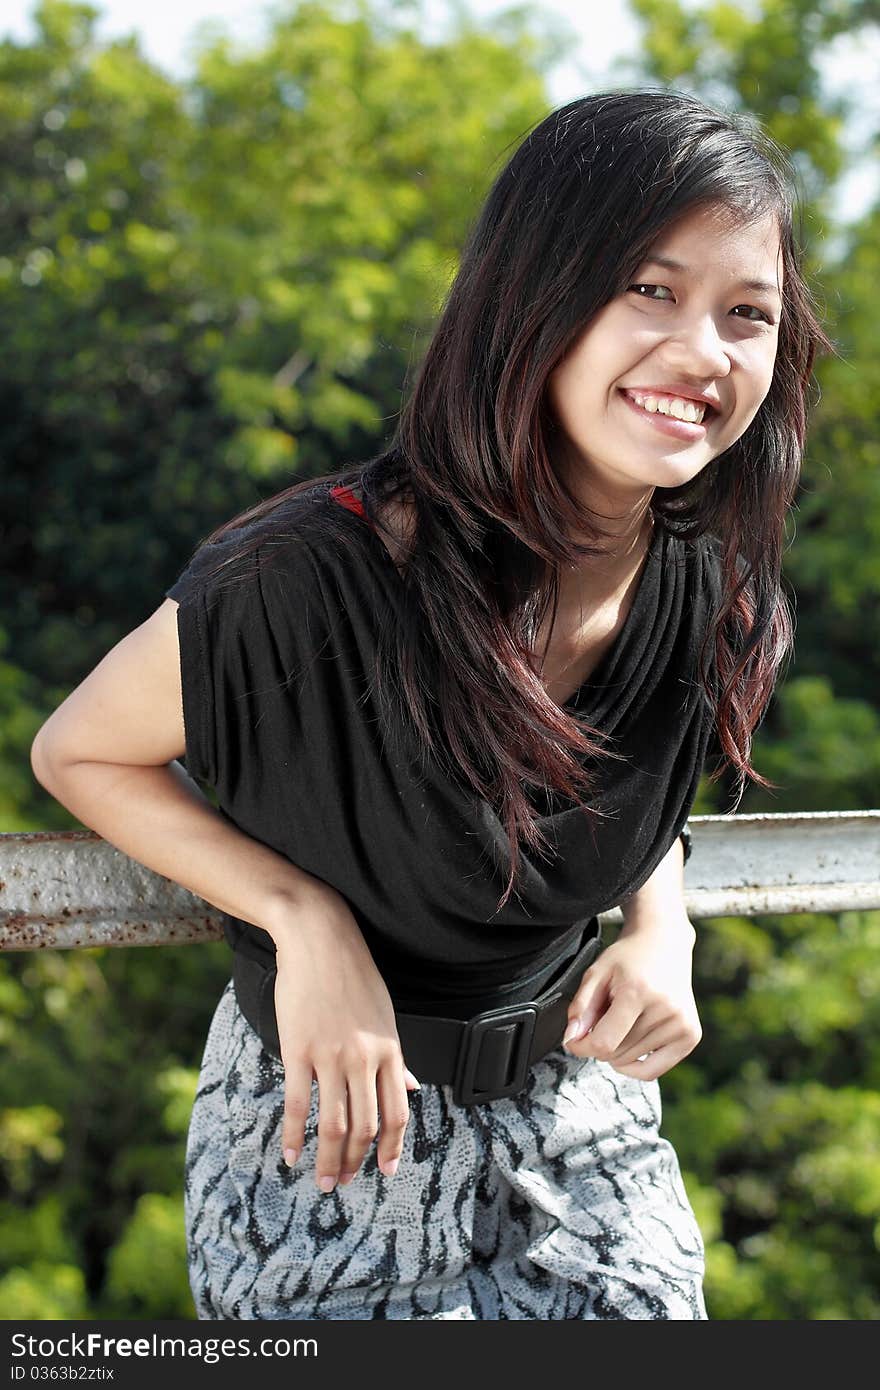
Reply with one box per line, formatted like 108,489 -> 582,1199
640,254 -> 783,299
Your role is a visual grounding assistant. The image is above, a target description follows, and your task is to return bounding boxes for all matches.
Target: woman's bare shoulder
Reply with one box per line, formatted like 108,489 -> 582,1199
31,597 -> 187,772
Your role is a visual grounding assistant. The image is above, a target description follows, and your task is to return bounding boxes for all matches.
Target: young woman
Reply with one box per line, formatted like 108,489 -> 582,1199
30,88 -> 829,1320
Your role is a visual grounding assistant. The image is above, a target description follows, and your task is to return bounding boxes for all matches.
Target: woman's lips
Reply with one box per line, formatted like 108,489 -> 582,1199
618,388 -> 710,440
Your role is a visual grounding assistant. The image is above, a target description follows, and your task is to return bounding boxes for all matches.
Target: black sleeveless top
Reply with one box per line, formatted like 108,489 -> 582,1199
165,481 -> 721,1011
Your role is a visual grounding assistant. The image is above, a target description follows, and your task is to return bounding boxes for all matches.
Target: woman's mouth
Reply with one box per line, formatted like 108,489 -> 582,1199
618,388 -> 713,440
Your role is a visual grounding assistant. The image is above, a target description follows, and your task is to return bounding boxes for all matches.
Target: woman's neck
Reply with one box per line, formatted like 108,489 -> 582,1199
557,504 -> 655,610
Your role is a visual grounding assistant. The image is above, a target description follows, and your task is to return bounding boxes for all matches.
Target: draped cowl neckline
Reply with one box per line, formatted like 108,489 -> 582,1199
331,487 -> 673,731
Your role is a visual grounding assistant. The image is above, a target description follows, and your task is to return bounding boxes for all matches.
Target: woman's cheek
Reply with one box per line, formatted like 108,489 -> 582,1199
724,399 -> 764,451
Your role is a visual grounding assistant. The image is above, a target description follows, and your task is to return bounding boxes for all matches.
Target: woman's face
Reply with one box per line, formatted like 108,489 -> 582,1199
546,201 -> 784,508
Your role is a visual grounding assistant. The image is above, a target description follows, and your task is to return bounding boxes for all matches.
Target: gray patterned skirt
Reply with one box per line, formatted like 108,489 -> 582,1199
184,979 -> 707,1320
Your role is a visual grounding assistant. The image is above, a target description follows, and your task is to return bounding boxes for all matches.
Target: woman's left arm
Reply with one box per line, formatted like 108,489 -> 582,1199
562,835 -> 702,1080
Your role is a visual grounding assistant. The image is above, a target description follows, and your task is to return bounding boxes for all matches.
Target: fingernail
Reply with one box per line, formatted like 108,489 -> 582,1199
379,1157 -> 399,1178
318,1175 -> 337,1193
404,1068 -> 421,1090
563,1017 -> 585,1046
339,1171 -> 357,1186
283,1147 -> 299,1167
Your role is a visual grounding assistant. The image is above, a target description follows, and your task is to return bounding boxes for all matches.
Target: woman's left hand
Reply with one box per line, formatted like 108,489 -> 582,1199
561,913 -> 701,1081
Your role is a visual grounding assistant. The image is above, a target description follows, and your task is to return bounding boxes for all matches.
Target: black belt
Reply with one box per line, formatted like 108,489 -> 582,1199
231,919 -> 603,1107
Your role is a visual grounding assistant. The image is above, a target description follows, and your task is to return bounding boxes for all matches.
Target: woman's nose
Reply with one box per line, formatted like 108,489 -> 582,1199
667,314 -> 731,379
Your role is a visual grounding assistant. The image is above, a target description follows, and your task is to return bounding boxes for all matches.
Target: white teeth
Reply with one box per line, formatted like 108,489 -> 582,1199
628,391 -> 706,424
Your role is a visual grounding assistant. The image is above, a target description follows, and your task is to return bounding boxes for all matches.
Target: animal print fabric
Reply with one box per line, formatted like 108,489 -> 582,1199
185,980 -> 708,1320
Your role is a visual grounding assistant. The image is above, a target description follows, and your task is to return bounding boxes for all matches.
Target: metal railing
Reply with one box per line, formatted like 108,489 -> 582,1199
1,810 -> 878,952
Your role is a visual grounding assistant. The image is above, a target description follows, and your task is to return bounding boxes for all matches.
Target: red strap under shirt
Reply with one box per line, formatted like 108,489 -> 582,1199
329,483 -> 367,519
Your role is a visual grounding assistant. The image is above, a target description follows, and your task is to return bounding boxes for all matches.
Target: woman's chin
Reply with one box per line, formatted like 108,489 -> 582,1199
638,449 -> 712,487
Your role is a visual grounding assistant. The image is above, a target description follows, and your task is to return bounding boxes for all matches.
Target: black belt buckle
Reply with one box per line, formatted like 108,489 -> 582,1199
452,1003 -> 538,1106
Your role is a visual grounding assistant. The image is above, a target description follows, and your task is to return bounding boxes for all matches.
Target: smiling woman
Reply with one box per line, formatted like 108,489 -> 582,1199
32,88 -> 832,1321
547,202 -> 785,498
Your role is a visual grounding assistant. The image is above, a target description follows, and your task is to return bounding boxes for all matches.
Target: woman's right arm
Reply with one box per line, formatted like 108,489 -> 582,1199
29,597 -> 414,1191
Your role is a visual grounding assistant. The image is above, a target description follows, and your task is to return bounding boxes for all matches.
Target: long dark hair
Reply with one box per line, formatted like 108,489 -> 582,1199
193,88 -> 832,910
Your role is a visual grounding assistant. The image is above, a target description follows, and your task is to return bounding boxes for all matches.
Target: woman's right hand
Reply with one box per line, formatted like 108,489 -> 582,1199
26,594 -> 418,1195
268,883 -> 419,1193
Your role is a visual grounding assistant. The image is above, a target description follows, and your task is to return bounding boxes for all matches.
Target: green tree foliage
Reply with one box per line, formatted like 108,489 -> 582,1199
3,0 -> 879,1320
668,907 -> 880,1319
1,0 -> 550,797
0,932 -> 231,1316
103,1194 -> 193,1319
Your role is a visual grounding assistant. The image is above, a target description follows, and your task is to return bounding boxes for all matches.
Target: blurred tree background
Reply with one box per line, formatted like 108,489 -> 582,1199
1,0 -> 878,1319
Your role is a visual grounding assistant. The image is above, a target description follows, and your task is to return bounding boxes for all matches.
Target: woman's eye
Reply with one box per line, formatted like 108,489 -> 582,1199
732,304 -> 774,324
627,284 -> 775,325
628,283 -> 673,301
